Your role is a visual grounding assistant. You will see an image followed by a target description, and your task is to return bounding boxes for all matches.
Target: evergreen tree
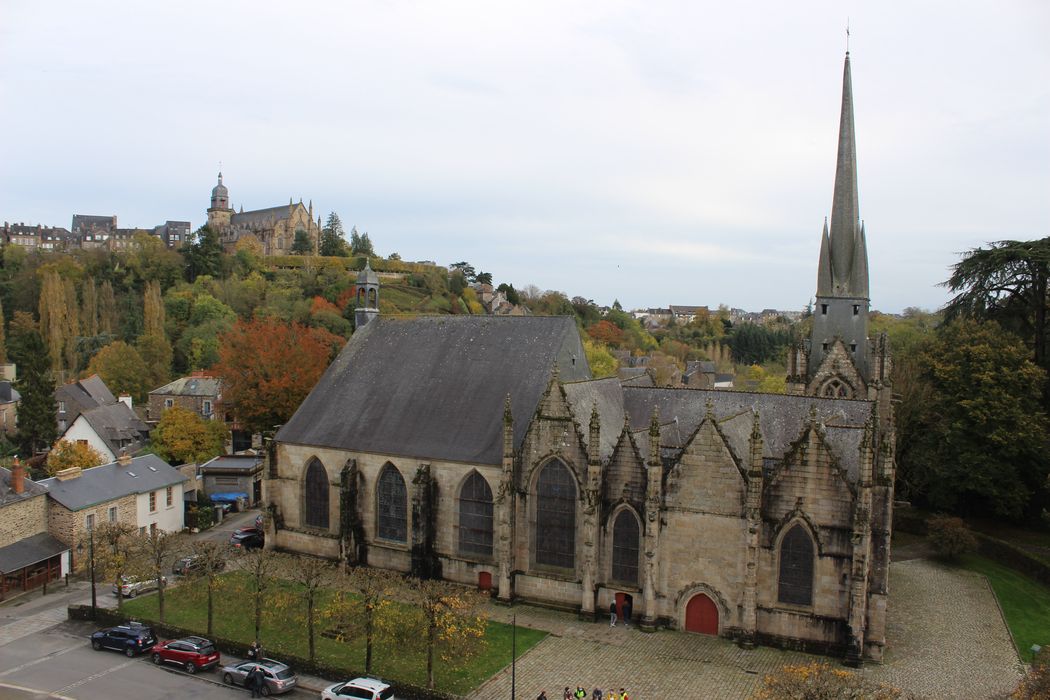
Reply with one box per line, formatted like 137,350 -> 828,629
349,227 -> 375,257
9,316 -> 56,456
183,226 -> 225,281
0,298 -> 7,364
291,229 -> 314,255
319,212 -> 348,257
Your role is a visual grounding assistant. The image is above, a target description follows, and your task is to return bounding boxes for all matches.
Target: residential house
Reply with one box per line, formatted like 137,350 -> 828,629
41,454 -> 189,550
56,375 -> 116,434
147,373 -> 222,423
60,399 -> 149,462
0,461 -> 69,600
0,380 -> 20,434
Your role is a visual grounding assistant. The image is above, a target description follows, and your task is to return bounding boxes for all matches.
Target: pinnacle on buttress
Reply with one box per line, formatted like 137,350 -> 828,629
503,394 -> 513,424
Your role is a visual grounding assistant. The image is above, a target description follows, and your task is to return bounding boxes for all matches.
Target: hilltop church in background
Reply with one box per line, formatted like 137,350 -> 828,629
264,52 -> 896,665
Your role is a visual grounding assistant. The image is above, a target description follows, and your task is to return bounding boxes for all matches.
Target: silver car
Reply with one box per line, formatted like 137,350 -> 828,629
112,575 -> 166,598
221,659 -> 298,695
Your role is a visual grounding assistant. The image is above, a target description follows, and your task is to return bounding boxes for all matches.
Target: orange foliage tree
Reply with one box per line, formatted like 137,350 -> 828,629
587,320 -> 625,346
215,318 -> 345,434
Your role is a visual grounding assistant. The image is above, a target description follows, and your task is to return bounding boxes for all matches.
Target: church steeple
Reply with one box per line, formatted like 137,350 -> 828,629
818,52 -> 869,299
805,51 -> 872,394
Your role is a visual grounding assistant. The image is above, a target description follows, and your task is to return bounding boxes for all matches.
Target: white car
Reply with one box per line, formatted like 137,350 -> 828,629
321,677 -> 397,700
112,575 -> 166,598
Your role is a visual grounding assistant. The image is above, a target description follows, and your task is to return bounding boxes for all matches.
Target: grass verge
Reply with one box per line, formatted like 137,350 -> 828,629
957,553 -> 1050,662
122,577 -> 546,694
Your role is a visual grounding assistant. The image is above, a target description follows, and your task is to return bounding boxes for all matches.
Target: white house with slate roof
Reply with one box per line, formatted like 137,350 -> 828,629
40,454 -> 189,550
268,51 -> 894,666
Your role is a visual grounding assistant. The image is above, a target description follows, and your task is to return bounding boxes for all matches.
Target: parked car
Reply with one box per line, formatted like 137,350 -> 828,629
322,677 -> 397,700
151,636 -> 220,673
112,574 -> 166,598
230,527 -> 264,550
90,622 -> 157,657
172,555 -> 226,577
221,659 -> 298,695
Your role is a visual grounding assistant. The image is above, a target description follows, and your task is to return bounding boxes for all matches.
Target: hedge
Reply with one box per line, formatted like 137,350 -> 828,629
973,532 -> 1050,588
67,605 -> 461,700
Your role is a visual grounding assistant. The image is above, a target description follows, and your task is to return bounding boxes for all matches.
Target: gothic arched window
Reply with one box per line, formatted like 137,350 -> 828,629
304,458 -> 330,530
821,378 -> 851,398
458,472 -> 494,557
778,523 -> 815,606
611,509 -> 640,585
377,464 -> 407,542
534,460 -> 576,569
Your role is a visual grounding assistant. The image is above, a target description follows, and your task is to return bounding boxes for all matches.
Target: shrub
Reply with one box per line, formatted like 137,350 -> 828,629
751,662 -> 904,699
1014,646 -> 1050,699
927,514 -> 978,561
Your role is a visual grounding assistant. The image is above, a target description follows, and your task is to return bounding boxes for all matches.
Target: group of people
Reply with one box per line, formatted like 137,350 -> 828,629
535,687 -> 630,700
609,599 -> 632,627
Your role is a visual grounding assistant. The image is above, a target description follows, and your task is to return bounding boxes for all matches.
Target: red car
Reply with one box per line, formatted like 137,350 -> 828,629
151,636 -> 220,673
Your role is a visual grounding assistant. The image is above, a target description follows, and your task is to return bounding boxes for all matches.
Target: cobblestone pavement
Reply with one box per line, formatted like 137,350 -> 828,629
470,559 -> 1024,700
864,558 -> 1025,699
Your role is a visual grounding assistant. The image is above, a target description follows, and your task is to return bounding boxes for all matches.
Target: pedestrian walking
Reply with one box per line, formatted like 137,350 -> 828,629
575,687 -> 586,699
609,600 -> 617,627
623,598 -> 632,627
536,693 -> 548,700
592,687 -> 603,700
564,687 -> 572,700
619,688 -> 629,700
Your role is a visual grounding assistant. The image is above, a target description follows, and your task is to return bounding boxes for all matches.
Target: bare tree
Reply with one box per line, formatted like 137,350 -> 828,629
180,540 -> 230,637
237,549 -> 281,645
278,554 -> 336,663
126,529 -> 183,623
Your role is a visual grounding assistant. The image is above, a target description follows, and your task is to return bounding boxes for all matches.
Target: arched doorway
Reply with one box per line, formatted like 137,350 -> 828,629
684,593 -> 718,635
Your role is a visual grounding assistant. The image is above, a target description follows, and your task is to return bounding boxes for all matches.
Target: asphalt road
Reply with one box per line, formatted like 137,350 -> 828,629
0,619 -> 314,700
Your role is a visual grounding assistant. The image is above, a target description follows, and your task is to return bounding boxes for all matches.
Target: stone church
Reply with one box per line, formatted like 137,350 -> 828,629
206,173 -> 322,255
267,52 -> 894,665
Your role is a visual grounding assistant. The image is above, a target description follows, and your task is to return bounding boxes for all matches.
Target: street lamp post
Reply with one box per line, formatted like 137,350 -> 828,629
511,613 -> 516,700
77,527 -> 97,620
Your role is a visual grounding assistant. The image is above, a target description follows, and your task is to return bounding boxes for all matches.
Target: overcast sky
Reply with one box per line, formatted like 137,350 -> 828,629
2,1 -> 1047,313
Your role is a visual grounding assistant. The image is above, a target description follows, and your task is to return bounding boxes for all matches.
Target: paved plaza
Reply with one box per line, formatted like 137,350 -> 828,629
471,559 -> 1025,700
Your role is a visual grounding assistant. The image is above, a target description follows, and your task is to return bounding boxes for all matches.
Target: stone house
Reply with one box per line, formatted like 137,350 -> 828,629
266,51 -> 893,665
148,373 -> 223,423
0,461 -> 69,600
40,454 -> 189,559
0,380 -> 21,434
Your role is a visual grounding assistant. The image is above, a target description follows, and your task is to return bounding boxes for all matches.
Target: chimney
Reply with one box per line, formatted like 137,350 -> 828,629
117,451 -> 132,467
11,457 -> 25,494
55,466 -> 82,481
118,393 -> 133,409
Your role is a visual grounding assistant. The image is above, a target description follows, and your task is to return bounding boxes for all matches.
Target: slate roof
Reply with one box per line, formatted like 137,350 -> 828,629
230,203 -> 298,228
0,466 -> 47,508
563,378 -> 626,461
151,376 -> 221,397
621,387 -> 873,482
277,315 -> 591,465
0,381 -> 21,404
39,454 -> 188,511
199,455 -> 263,474
56,375 -> 116,419
0,532 -> 68,574
77,402 -> 150,456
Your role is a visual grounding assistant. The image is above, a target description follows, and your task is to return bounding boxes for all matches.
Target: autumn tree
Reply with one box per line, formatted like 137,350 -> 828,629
136,333 -> 172,391
330,566 -> 399,673
385,577 -> 487,689
215,318 -> 345,434
233,549 -> 282,644
81,277 -> 100,337
86,341 -> 151,403
0,297 -> 7,364
99,280 -> 118,336
752,662 -> 904,699
587,320 -> 625,347
39,270 -> 69,375
143,280 -> 165,336
10,313 -> 56,455
151,406 -> 227,465
63,278 -> 80,373
583,338 -> 618,378
274,554 -> 336,663
126,529 -> 183,623
47,439 -> 104,474
180,540 -> 229,636
91,521 -> 136,613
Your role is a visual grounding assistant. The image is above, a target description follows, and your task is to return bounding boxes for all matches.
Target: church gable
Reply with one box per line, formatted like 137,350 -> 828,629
602,422 -> 646,508
807,339 -> 867,399
664,417 -> 746,517
518,373 -> 590,486
765,422 -> 855,542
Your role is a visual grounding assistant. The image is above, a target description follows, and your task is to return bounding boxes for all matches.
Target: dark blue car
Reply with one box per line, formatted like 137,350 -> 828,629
90,622 -> 157,657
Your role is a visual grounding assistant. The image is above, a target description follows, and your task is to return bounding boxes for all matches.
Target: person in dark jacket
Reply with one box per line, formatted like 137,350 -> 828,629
247,665 -> 265,698
623,598 -> 632,627
247,640 -> 261,661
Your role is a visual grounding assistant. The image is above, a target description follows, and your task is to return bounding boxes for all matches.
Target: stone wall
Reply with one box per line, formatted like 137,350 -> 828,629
48,494 -> 137,567
0,492 -> 48,548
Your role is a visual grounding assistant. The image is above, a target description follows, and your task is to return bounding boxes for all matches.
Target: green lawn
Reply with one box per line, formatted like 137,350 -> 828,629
957,553 -> 1050,662
122,577 -> 546,694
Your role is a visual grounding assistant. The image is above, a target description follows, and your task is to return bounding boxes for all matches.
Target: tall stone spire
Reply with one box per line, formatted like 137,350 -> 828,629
819,52 -> 869,299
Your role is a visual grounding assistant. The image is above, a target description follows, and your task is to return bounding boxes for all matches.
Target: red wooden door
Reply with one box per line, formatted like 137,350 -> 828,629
478,571 -> 492,591
614,591 -> 626,619
684,594 -> 718,635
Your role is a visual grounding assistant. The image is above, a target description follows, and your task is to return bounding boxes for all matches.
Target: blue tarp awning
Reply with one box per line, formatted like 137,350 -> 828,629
209,492 -> 248,503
